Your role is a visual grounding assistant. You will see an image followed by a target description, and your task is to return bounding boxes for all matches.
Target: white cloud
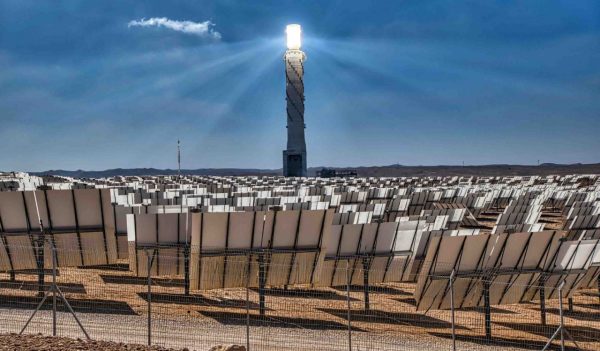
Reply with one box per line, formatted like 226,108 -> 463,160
128,17 -> 221,40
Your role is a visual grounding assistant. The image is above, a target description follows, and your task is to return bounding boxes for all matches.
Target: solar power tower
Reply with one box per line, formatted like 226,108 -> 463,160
283,24 -> 308,177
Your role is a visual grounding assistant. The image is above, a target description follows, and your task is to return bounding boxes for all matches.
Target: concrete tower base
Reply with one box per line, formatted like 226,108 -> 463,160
283,150 -> 307,177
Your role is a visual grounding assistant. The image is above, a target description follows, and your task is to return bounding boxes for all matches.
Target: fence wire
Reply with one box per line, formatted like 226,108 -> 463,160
0,245 -> 598,351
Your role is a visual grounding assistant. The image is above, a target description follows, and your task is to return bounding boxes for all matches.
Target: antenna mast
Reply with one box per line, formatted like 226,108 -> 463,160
177,139 -> 181,181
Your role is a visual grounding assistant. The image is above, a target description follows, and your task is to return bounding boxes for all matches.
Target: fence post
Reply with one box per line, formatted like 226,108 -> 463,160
146,251 -> 152,346
184,245 -> 190,296
541,281 -> 576,351
52,245 -> 57,337
558,283 -> 564,351
362,257 -> 370,311
449,269 -> 456,351
346,259 -> 352,351
483,280 -> 491,339
36,233 -> 45,297
539,277 -> 546,326
246,253 -> 251,351
258,252 -> 266,316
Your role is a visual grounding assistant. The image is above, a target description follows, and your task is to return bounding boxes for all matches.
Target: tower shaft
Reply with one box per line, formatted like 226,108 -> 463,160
283,49 -> 307,177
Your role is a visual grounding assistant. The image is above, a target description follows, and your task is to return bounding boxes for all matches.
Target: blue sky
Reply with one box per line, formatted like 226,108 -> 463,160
1,0 -> 599,171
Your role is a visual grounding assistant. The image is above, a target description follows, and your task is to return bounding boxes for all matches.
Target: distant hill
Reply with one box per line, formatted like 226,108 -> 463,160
27,163 -> 600,178
30,168 -> 279,178
318,163 -> 600,177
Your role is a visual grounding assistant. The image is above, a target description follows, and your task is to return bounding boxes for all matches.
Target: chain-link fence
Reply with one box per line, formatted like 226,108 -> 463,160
0,245 -> 599,351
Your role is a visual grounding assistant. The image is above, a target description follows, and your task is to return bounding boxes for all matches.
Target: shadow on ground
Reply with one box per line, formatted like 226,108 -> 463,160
318,308 -> 464,330
0,280 -> 86,294
0,294 -> 136,315
100,274 -> 184,288
532,307 -> 600,322
137,292 -> 265,310
250,287 -> 358,301
494,321 -> 600,344
332,285 -> 411,296
77,263 -> 130,271
198,310 -> 364,331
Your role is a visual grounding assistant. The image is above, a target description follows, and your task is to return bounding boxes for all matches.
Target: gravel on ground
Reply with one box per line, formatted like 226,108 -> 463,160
0,333 -> 187,351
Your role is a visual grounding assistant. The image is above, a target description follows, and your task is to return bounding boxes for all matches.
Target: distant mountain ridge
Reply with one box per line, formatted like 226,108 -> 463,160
26,163 -> 600,178
30,168 -> 279,178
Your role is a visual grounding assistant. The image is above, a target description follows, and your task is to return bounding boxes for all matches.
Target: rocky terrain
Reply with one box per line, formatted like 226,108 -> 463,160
0,333 -> 185,351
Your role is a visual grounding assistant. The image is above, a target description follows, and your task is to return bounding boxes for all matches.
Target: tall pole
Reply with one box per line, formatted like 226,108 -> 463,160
52,245 -> 57,337
32,188 -> 45,297
283,24 -> 307,177
258,214 -> 267,316
184,245 -> 190,295
246,258 -> 251,351
177,139 -> 181,182
178,139 -> 191,296
346,260 -> 352,351
147,251 -> 152,346
559,284 -> 564,351
258,253 -> 266,316
450,269 -> 456,351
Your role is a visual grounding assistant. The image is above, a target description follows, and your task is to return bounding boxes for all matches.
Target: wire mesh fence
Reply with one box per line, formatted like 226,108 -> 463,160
0,244 -> 599,351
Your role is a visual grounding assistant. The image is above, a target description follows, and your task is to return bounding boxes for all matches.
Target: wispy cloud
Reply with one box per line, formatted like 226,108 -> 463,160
128,17 -> 221,40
